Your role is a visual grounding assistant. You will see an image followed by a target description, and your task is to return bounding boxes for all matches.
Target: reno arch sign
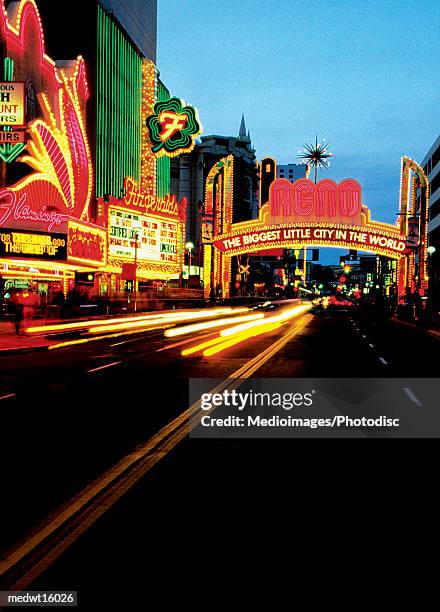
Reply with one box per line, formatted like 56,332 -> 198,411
211,178 -> 407,261
205,155 -> 428,300
214,226 -> 406,256
269,178 -> 362,225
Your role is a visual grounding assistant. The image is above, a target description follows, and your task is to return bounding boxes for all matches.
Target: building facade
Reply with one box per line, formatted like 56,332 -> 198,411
421,136 -> 440,311
37,0 -> 166,202
0,0 -> 190,311
0,0 -> 107,305
277,163 -> 308,182
171,116 -> 258,274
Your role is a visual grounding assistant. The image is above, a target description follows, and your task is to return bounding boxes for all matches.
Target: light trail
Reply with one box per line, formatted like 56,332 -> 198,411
26,307 -> 248,336
88,309 -> 244,334
182,302 -> 312,357
203,322 -> 282,356
219,303 -> 311,337
164,313 -> 264,338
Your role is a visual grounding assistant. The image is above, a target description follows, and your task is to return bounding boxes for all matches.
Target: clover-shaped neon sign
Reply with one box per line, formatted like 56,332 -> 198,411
146,97 -> 202,158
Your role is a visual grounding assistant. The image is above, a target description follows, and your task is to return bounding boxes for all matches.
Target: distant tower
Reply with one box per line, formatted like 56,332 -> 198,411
239,114 -> 248,140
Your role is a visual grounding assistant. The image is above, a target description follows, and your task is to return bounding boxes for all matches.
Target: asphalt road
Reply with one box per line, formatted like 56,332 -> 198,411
0,305 -> 438,605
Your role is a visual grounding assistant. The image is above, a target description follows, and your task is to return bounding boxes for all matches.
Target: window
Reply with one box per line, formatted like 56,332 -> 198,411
429,199 -> 440,222
430,171 -> 440,197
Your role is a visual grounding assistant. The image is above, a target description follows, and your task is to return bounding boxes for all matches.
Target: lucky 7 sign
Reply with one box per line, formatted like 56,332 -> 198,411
146,97 -> 202,158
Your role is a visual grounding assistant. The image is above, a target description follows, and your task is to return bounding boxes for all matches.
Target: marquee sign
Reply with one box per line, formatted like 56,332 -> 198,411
0,82 -> 25,127
67,221 -> 107,267
108,206 -> 179,265
213,225 -> 406,258
212,178 -> 407,260
0,228 -> 67,260
146,97 -> 202,158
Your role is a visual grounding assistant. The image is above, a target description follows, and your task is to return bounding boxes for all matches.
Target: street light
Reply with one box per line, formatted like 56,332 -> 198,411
185,241 -> 195,276
427,245 -> 436,321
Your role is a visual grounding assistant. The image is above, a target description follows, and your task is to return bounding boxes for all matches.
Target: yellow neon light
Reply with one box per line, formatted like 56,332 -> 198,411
158,112 -> 188,141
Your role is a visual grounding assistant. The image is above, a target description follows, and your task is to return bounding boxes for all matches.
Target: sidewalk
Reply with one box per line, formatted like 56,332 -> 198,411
0,323 -> 55,353
391,317 -> 440,340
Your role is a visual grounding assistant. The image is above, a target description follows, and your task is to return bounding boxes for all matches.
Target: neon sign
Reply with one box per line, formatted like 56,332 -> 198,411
108,207 -> 179,264
269,179 -> 363,225
158,112 -> 188,141
204,156 -> 413,298
0,82 -> 25,127
0,1 -> 93,230
0,228 -> 67,260
146,97 -> 202,158
67,222 -> 107,267
213,225 -> 406,257
0,190 -> 67,231
122,177 -> 179,219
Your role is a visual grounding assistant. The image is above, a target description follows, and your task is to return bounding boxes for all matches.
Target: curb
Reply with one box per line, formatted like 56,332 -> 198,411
0,344 -> 51,355
391,317 -> 440,340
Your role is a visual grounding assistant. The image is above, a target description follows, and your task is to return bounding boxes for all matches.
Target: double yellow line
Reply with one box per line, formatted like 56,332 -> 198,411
0,314 -> 312,591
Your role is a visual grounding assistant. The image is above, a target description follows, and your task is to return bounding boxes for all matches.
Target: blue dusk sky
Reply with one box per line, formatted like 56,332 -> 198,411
158,0 -> 440,260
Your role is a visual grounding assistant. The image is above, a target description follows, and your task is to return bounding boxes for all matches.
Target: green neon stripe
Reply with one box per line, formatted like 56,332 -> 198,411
96,6 -> 142,198
4,57 -> 14,81
156,79 -> 171,197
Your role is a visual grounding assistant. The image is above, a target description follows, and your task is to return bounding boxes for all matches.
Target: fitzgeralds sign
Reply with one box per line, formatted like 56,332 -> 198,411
123,177 -> 179,220
146,97 -> 202,158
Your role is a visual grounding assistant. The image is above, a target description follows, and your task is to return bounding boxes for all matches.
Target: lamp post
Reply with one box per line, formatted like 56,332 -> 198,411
133,230 -> 139,313
427,245 -> 436,322
185,241 -> 195,277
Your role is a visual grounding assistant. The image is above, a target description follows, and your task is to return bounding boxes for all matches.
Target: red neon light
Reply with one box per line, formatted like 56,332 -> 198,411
270,179 -> 291,216
0,190 -> 66,231
293,179 -> 314,216
0,1 -> 93,233
316,179 -> 338,217
158,111 -> 188,141
213,225 -> 406,257
122,177 -> 182,221
339,179 -> 361,216
269,178 -> 362,225
68,225 -> 106,265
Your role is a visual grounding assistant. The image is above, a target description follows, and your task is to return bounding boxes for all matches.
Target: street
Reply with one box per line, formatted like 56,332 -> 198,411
0,304 -> 438,602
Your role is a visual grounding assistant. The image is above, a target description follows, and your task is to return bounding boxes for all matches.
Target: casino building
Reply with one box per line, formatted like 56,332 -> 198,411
1,0 -> 196,306
0,0 -> 107,303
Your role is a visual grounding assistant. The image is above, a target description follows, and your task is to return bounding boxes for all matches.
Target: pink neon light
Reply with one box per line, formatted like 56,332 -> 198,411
270,178 -> 362,221
270,179 -> 292,216
316,179 -> 338,217
293,179 -> 315,216
338,180 -> 362,217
